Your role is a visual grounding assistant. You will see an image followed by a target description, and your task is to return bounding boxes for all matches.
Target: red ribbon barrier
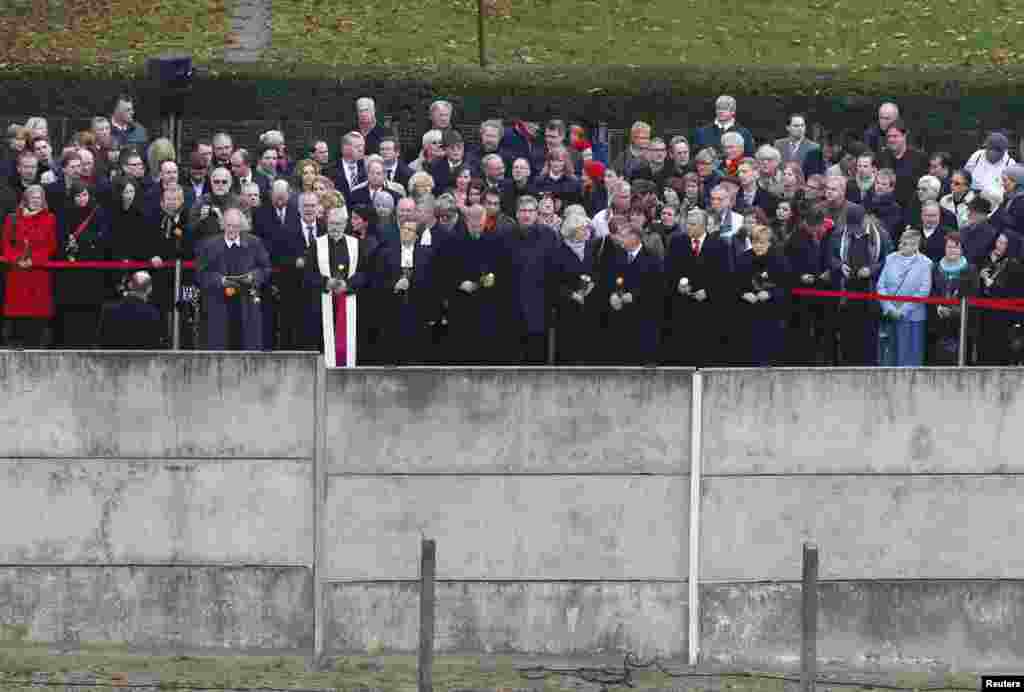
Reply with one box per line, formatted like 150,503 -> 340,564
791,287 -> 1024,313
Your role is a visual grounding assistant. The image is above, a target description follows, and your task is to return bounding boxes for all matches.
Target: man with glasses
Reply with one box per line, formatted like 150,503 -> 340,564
189,168 -> 239,240
632,137 -> 671,193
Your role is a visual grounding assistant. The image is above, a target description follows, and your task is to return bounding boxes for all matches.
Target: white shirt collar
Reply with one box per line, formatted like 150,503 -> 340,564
628,246 -> 641,261
420,228 -> 432,246
716,119 -> 736,130
225,238 -> 240,248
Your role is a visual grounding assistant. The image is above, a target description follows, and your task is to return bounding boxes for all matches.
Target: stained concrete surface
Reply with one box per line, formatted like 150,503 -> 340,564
701,368 -> 1024,474
325,476 -> 687,580
0,352 -> 317,459
326,369 -> 693,474
702,475 -> 1024,581
325,581 -> 688,659
702,580 -> 1024,670
0,460 -> 313,564
0,565 -> 313,650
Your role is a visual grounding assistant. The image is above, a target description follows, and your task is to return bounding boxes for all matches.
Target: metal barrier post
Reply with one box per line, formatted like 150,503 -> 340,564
958,295 -> 969,367
172,259 -> 183,350
801,542 -> 819,692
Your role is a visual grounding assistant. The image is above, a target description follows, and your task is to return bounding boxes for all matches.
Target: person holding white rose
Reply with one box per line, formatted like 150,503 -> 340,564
734,225 -> 791,366
546,213 -> 598,364
373,220 -> 438,365
602,216 -> 663,365
663,208 -> 730,366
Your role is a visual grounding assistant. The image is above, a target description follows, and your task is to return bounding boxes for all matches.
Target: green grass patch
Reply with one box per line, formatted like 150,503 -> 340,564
0,0 -> 230,74
265,0 -> 1024,71
0,643 -> 985,691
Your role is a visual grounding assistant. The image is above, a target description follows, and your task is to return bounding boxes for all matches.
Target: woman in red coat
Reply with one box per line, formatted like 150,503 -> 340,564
2,184 -> 58,347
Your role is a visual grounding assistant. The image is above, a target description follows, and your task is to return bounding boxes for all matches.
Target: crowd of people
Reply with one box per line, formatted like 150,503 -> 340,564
1,93 -> 1023,365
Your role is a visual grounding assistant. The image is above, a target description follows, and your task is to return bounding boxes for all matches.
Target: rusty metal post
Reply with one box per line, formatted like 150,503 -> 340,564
418,538 -> 436,692
801,542 -> 818,692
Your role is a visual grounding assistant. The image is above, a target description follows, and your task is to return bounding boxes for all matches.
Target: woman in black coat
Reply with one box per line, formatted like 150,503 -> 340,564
55,182 -> 109,347
977,232 -> 1024,365
927,231 -> 979,365
734,225 -> 791,366
547,214 -> 600,364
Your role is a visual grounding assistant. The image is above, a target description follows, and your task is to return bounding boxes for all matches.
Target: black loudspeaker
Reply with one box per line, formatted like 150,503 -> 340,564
146,54 -> 194,115
147,54 -> 193,89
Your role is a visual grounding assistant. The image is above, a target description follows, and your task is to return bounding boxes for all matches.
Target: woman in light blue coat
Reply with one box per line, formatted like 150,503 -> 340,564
877,229 -> 932,366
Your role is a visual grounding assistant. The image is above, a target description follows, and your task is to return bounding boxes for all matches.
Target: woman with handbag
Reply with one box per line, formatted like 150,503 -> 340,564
927,232 -> 979,365
1,184 -> 58,347
877,229 -> 933,366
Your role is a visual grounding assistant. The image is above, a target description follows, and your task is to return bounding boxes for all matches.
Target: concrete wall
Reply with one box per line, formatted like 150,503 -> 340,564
2,357 -> 1022,668
322,368 -> 693,659
700,368 -> 1024,669
0,352 -> 318,652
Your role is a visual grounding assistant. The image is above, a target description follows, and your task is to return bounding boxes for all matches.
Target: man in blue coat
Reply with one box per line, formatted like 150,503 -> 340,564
501,195 -> 561,363
197,208 -> 272,350
692,95 -> 755,159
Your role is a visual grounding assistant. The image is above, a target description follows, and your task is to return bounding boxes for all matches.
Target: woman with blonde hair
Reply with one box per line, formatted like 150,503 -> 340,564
408,171 -> 435,200
24,117 -> 48,141
2,184 -> 58,347
293,158 -> 320,194
146,137 -> 176,184
547,212 -> 597,364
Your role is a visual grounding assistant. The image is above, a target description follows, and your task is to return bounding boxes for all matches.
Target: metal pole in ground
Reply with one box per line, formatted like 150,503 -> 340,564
477,0 -> 487,67
801,542 -> 818,692
172,259 -> 183,350
958,295 -> 969,367
418,538 -> 436,692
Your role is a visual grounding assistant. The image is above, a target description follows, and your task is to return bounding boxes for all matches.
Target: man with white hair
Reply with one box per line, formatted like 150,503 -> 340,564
97,270 -> 164,349
197,207 -> 271,350
355,96 -> 392,155
692,95 -> 755,158
429,99 -> 454,133
908,174 -> 958,231
305,205 -> 372,366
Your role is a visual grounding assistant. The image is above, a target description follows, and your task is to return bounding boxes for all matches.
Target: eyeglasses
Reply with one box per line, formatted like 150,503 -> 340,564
519,207 -> 538,213
212,179 -> 230,185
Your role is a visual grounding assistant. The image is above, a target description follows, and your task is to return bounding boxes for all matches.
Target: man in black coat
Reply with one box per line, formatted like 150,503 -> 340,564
97,271 -> 165,349
876,119 -> 929,210
663,207 -> 731,366
501,195 -> 561,363
602,221 -> 664,365
373,219 -> 438,364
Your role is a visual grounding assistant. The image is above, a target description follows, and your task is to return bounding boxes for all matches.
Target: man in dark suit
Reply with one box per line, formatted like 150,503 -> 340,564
501,195 -> 561,364
347,158 -> 401,208
692,95 -> 756,158
601,221 -> 664,365
379,137 -> 412,191
355,96 -> 392,155
267,187 -> 320,350
196,208 -> 272,350
663,207 -> 731,367
229,149 -> 270,204
429,130 -> 478,196
734,158 -> 779,218
373,218 -> 438,364
97,270 -> 165,349
334,132 -> 367,204
774,114 -> 821,171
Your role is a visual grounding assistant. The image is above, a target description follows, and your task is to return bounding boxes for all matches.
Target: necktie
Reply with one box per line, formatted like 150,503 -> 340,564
792,140 -> 799,157
303,224 -> 312,247
279,208 -> 286,225
692,238 -> 700,256
348,164 -> 356,187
